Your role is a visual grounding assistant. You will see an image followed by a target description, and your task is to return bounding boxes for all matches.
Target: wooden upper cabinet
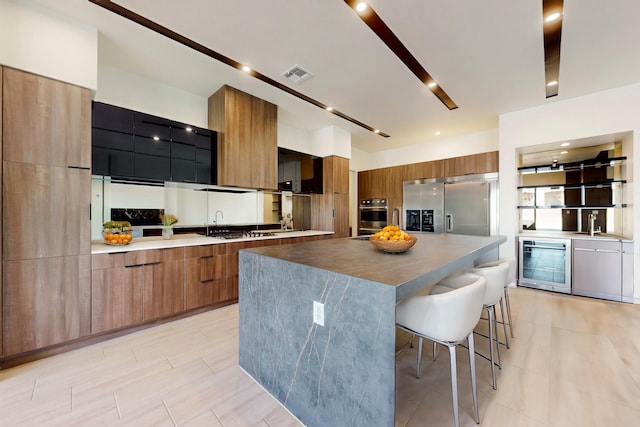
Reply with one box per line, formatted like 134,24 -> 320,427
323,155 -> 349,194
2,67 -> 91,168
208,85 -> 277,189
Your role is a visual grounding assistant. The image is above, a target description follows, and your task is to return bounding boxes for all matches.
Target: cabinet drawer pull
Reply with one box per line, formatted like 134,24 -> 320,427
144,262 -> 162,266
125,264 -> 144,268
67,165 -> 91,170
201,279 -> 215,283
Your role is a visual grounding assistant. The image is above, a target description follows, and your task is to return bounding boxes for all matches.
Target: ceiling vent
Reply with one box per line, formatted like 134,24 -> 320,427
282,65 -> 313,84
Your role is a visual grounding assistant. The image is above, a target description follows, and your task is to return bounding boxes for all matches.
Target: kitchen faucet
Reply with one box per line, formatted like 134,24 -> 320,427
214,210 -> 224,225
587,212 -> 600,236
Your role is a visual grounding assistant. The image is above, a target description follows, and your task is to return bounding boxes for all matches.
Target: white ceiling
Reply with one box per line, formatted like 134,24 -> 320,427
28,0 -> 640,153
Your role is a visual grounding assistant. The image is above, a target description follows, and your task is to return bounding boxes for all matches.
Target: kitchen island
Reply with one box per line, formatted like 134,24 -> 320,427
238,233 -> 506,427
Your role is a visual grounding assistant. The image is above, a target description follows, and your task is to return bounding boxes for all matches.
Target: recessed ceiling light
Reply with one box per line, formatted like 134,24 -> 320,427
547,80 -> 558,87
427,82 -> 437,88
560,150 -> 568,154
185,127 -> 192,132
545,12 -> 562,23
153,136 -> 160,141
374,129 -> 380,134
356,2 -> 367,12
434,131 -> 441,135
326,106 -> 333,112
560,142 -> 570,147
241,66 -> 251,72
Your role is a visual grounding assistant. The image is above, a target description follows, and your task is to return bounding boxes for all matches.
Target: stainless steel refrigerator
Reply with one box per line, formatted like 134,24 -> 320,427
403,173 -> 498,236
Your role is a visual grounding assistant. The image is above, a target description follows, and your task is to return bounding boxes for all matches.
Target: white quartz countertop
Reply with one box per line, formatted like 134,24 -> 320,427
91,230 -> 333,254
518,230 -> 633,242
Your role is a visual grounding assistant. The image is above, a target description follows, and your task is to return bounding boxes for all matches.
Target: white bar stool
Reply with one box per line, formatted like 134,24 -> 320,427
476,257 -> 517,344
439,261 -> 509,390
396,273 -> 486,427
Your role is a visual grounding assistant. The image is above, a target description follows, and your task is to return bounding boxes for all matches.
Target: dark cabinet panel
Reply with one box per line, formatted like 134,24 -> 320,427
171,157 -> 196,182
92,102 -> 133,133
92,101 -> 216,183
134,112 -> 170,140
171,141 -> 195,160
134,135 -> 171,157
134,154 -> 171,181
92,146 -> 135,177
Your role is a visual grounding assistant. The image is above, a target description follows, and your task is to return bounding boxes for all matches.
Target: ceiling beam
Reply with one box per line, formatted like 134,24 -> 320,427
344,0 -> 458,110
542,0 -> 564,98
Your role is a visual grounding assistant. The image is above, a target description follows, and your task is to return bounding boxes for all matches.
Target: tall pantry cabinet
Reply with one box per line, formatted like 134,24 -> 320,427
2,67 -> 92,356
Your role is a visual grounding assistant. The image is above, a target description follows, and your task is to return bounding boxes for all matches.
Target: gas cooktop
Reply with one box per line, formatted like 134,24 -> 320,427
207,230 -> 277,240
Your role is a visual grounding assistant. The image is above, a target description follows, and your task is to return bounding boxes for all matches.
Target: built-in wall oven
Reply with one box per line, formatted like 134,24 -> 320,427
359,198 -> 388,235
518,237 -> 572,294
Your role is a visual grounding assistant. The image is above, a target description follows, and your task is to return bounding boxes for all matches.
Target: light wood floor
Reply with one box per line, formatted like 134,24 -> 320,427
1,287 -> 639,426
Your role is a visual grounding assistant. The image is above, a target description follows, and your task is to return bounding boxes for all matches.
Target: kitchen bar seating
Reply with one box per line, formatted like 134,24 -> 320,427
476,257 -> 517,343
438,261 -> 510,390
396,273 -> 486,427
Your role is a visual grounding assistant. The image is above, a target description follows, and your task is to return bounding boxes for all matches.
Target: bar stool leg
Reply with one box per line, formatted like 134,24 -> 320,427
486,306 -> 497,390
499,297 -> 510,349
448,344 -> 460,427
493,305 -> 502,370
504,287 -> 514,338
468,332 -> 480,424
416,337 -> 424,378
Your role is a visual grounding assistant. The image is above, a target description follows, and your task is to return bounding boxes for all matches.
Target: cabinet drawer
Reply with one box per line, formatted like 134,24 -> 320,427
144,247 -> 184,264
92,251 -> 147,269
573,239 -> 620,252
184,244 -> 226,258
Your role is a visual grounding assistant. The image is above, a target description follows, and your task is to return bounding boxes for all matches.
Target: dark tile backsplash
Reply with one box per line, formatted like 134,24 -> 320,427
111,208 -> 165,226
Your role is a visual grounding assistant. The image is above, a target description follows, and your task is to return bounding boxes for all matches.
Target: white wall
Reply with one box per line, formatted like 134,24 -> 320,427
0,0 -> 97,89
499,82 -> 640,301
352,129 -> 498,172
96,64 -> 208,127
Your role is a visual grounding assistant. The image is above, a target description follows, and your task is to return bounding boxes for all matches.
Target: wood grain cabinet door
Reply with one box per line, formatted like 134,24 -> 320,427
3,255 -> 91,356
3,162 -> 91,260
185,245 -> 227,309
91,253 -> 144,334
2,67 -> 91,168
143,248 -> 185,321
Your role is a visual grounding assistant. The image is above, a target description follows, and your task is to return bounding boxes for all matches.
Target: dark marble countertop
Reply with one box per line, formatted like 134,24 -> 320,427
245,233 -> 506,301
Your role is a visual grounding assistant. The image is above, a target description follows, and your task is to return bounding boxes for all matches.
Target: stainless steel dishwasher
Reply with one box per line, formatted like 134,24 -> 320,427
572,239 -> 622,301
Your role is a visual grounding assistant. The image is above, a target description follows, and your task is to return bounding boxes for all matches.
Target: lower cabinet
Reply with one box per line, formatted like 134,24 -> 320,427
572,239 -> 623,301
142,248 -> 185,320
185,244 -> 227,309
91,252 -> 145,334
3,255 -> 91,356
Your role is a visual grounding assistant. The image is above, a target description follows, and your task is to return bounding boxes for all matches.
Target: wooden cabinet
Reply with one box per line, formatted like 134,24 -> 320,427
357,151 -> 499,206
311,156 -> 350,237
91,252 -> 145,334
185,244 -> 227,309
3,256 -> 91,355
208,85 -> 277,189
3,162 -> 91,260
2,68 -> 91,357
2,67 -> 91,168
143,248 -> 185,320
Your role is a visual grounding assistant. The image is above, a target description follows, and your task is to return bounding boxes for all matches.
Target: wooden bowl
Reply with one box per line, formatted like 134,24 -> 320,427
369,235 -> 417,253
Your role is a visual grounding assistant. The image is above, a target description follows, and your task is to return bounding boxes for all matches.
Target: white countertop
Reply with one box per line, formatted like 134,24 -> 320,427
518,230 -> 633,242
91,230 -> 334,254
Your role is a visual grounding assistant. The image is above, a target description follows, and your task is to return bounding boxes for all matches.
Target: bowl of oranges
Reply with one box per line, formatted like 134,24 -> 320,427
102,221 -> 133,245
369,225 -> 417,253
